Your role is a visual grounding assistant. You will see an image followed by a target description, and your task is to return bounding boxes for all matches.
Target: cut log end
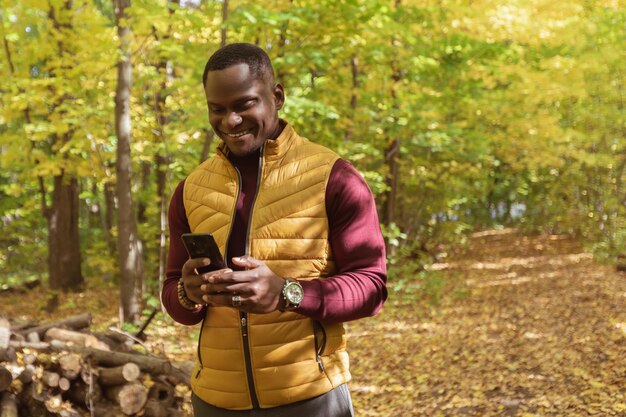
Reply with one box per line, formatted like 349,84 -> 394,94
98,363 -> 141,386
104,383 -> 148,415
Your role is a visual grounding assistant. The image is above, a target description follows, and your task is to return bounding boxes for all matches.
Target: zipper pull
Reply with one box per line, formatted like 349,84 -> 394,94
195,364 -> 202,378
316,355 -> 324,372
241,316 -> 247,337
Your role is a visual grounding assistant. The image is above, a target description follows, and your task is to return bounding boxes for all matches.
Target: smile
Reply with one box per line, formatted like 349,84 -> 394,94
225,129 -> 253,138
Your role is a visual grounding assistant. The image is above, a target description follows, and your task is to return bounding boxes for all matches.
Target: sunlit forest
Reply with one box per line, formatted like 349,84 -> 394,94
1,0 -> 625,416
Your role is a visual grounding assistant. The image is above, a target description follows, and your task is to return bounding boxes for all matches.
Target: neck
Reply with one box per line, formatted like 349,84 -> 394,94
268,119 -> 286,140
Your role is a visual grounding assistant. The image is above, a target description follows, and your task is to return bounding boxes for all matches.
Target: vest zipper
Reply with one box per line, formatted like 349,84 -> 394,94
313,320 -> 327,372
240,146 -> 264,408
240,312 -> 259,408
195,316 -> 206,378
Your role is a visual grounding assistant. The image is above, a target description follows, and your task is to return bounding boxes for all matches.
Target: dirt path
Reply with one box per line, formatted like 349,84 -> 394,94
349,229 -> 626,416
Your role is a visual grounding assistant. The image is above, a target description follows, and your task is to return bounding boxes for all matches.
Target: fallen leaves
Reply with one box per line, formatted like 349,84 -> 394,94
349,230 -> 626,416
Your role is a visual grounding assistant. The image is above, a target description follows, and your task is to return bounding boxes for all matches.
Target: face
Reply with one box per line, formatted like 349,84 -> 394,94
204,63 -> 284,157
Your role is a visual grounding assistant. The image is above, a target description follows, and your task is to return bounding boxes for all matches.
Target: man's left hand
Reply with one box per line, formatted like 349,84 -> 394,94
200,256 -> 285,314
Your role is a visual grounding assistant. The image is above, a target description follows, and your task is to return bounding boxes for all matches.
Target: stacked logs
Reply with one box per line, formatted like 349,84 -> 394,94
0,313 -> 192,417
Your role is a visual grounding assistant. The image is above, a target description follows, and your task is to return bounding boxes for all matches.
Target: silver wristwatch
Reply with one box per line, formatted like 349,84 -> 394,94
281,279 -> 304,311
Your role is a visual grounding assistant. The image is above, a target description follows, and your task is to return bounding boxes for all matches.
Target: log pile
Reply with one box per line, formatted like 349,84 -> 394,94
0,313 -> 193,417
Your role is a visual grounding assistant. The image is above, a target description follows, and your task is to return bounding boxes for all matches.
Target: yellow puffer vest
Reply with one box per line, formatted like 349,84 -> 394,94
183,124 -> 350,410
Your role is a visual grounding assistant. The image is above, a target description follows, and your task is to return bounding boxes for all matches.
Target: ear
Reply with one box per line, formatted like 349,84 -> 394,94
273,83 -> 285,111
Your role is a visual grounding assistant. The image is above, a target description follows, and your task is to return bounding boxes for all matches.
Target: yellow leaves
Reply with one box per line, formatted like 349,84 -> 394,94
613,403 -> 626,412
349,230 -> 626,415
588,380 -> 606,390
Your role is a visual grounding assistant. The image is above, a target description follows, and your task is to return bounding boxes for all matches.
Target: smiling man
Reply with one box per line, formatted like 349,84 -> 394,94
162,43 -> 387,417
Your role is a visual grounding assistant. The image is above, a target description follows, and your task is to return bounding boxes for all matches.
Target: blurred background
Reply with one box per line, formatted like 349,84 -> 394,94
0,0 -> 624,322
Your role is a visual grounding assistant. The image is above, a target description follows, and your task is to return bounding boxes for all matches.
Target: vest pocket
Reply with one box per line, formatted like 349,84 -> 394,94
312,320 -> 327,372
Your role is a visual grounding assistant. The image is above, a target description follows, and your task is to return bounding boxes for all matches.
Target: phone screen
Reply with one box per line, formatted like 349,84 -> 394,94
181,233 -> 226,273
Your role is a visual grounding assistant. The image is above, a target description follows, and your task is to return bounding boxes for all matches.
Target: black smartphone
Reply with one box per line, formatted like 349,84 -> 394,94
181,233 -> 226,274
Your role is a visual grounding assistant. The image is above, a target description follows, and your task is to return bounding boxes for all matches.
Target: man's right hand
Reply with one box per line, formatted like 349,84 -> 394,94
181,258 -> 232,305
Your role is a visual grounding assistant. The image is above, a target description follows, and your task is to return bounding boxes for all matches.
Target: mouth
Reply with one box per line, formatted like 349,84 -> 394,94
223,128 -> 253,138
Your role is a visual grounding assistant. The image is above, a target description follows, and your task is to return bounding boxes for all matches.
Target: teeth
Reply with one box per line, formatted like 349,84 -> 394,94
227,129 -> 251,138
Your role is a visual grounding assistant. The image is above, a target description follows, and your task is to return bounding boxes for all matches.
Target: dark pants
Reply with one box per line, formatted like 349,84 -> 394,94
192,384 -> 355,417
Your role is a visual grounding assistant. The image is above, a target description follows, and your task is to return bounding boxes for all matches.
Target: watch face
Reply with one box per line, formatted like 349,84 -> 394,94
285,282 -> 304,304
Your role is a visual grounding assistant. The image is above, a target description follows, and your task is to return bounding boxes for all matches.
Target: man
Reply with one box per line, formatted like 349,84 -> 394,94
162,43 -> 387,416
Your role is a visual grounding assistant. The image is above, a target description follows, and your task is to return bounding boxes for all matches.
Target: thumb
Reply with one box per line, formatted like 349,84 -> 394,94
231,255 -> 263,268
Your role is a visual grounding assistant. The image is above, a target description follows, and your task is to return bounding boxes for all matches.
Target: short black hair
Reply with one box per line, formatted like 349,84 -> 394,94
202,43 -> 275,87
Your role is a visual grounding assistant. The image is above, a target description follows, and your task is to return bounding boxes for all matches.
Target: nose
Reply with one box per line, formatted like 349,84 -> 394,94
225,112 -> 242,129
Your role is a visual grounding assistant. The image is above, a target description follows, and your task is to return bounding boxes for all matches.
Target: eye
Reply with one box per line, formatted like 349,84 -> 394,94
236,99 -> 257,111
209,106 -> 225,114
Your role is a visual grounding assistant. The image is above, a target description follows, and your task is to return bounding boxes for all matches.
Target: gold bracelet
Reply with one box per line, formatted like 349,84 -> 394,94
177,278 -> 200,311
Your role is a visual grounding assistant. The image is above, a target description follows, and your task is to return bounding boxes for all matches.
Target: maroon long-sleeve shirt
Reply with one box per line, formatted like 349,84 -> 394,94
162,151 -> 387,325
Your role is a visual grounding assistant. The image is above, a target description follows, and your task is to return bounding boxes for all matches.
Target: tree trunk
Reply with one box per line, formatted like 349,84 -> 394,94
200,129 -> 214,163
48,175 -> 84,291
344,54 -> 358,142
103,181 -> 117,255
153,0 -> 178,296
136,161 -> 151,224
384,138 -> 400,226
221,0 -> 228,47
382,0 -> 403,256
114,0 -> 144,324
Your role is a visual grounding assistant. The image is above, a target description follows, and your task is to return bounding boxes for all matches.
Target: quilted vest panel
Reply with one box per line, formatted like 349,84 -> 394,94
183,125 -> 350,409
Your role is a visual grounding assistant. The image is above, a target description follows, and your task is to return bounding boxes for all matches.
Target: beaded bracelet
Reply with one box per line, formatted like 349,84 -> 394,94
177,278 -> 200,311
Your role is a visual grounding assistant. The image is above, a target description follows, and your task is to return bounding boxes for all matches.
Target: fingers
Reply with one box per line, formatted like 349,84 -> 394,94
181,257 -> 230,304
231,255 -> 263,269
202,292 -> 247,307
203,256 -> 264,285
201,281 -> 248,295
181,257 -> 211,276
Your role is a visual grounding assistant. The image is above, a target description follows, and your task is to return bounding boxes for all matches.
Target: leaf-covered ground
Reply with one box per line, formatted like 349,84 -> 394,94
2,229 -> 625,416
348,229 -> 626,416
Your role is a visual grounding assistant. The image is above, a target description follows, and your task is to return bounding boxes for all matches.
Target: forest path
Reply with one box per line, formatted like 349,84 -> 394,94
349,229 -> 626,416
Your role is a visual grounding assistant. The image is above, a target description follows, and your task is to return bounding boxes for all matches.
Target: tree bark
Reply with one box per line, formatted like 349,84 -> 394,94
65,379 -> 103,408
344,54 -> 359,142
47,174 -> 84,291
143,399 -> 168,417
0,366 -> 12,391
200,129 -> 214,163
114,0 -> 144,324
97,363 -> 141,386
104,181 -> 117,255
17,312 -> 91,338
92,402 -> 126,417
18,365 -> 36,384
154,0 -> 176,296
384,138 -> 400,227
44,1 -> 85,292
382,0 -> 403,256
6,2 -> 84,293
0,391 -> 17,417
220,0 -> 228,47
45,327 -> 110,352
